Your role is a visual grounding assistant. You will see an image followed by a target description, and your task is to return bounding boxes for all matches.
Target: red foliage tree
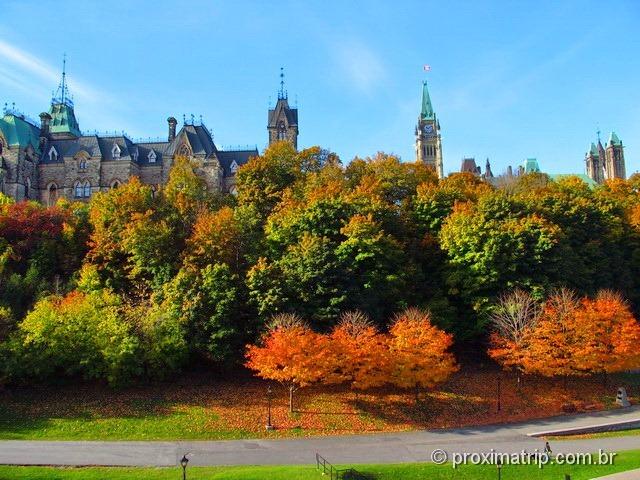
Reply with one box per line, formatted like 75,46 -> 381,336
245,314 -> 335,412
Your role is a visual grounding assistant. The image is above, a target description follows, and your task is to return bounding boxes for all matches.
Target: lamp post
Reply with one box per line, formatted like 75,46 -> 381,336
180,454 -> 189,480
266,385 -> 274,430
497,457 -> 502,480
497,372 -> 501,412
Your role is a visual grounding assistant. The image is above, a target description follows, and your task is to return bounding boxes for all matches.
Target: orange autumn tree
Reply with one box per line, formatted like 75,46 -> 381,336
488,289 -> 541,387
573,290 -> 640,377
330,311 -> 392,391
245,313 -> 335,412
388,307 -> 458,400
522,288 -> 640,387
520,287 -> 582,381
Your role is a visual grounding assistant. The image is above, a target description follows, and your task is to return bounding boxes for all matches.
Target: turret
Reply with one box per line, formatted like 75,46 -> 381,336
267,68 -> 299,149
48,56 -> 81,139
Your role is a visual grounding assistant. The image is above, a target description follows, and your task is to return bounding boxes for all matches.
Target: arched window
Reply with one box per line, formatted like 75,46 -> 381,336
229,185 -> 238,196
148,150 -> 157,163
111,180 -> 121,189
74,181 -> 83,198
47,183 -> 58,206
230,160 -> 238,174
83,181 -> 91,198
25,177 -> 31,199
48,146 -> 58,162
178,144 -> 192,157
277,121 -> 286,140
112,144 -> 121,159
79,159 -> 87,170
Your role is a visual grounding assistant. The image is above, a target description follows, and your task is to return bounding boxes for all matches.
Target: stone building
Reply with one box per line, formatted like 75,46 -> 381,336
415,81 -> 443,178
585,132 -> 626,184
0,65 -> 298,205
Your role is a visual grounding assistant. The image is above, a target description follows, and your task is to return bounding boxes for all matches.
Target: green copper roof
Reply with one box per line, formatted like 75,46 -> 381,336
522,158 -> 541,173
0,114 -> 41,152
608,131 -> 622,146
549,173 -> 598,188
420,81 -> 435,120
48,101 -> 81,137
589,143 -> 599,156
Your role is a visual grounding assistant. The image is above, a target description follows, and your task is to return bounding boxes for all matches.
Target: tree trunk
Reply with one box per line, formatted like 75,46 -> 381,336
602,371 -> 608,393
289,385 -> 294,413
563,374 -> 568,392
415,384 -> 420,403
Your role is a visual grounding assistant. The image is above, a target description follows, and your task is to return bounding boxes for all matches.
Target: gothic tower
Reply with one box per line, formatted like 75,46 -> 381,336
604,132 -> 625,180
415,81 -> 443,178
268,68 -> 298,150
585,142 -> 604,184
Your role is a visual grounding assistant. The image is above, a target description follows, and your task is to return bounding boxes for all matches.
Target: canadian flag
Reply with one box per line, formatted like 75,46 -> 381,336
423,65 -> 431,71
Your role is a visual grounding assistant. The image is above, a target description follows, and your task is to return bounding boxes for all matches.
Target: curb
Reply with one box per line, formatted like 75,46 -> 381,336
527,418 -> 640,437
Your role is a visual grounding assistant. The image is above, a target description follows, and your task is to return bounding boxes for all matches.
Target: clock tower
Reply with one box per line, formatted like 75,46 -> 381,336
415,81 -> 443,178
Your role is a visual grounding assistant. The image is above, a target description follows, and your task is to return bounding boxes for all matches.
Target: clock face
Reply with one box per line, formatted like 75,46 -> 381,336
423,124 -> 434,134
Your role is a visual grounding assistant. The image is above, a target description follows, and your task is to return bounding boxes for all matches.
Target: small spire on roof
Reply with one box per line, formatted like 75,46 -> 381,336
278,67 -> 287,100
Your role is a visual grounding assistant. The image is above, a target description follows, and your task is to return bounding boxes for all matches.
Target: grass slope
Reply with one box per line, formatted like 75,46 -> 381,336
1,450 -> 640,480
1,371 -> 638,441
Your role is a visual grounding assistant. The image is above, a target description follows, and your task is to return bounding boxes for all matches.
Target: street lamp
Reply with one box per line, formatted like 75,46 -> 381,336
497,372 -> 501,412
180,454 -> 189,480
497,457 -> 502,480
266,385 -> 275,430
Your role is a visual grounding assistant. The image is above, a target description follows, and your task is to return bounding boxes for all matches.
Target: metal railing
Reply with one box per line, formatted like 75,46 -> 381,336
315,453 -> 362,480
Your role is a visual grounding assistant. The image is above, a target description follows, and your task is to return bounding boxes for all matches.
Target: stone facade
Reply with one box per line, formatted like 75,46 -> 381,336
0,67 -> 298,204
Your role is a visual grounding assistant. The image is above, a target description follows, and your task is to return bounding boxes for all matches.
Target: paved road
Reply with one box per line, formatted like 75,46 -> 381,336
0,407 -> 639,467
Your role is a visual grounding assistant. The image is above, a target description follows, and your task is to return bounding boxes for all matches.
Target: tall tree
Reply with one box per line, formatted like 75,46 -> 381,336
388,307 -> 458,400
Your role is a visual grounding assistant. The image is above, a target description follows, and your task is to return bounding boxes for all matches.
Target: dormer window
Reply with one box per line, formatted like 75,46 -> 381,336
132,148 -> 139,162
148,150 -> 157,163
112,143 -> 121,159
230,160 -> 238,173
48,146 -> 58,162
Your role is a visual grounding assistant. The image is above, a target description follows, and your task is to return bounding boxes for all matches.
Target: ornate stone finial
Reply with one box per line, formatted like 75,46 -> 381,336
190,113 -> 195,125
183,114 -> 186,124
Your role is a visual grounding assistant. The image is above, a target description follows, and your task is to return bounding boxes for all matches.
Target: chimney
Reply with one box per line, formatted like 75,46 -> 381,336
39,112 -> 51,137
39,112 -> 51,149
167,116 -> 177,142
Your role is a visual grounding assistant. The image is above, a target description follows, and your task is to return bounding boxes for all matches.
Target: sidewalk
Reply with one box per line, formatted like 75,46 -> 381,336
593,469 -> 640,479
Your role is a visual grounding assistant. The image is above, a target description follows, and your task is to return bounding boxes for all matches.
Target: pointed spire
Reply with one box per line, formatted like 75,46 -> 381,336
278,67 -> 287,100
608,131 -> 622,146
53,54 -> 72,107
420,81 -> 434,120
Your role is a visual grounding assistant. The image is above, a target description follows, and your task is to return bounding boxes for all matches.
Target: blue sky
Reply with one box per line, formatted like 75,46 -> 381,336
1,0 -> 638,176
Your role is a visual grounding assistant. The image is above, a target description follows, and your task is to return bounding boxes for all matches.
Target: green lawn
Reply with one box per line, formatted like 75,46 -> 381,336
1,451 -> 640,480
0,403 -> 254,441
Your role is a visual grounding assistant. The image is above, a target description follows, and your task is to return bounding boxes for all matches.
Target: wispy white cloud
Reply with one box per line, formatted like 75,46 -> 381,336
331,39 -> 386,95
0,40 -> 109,104
0,39 -> 141,135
